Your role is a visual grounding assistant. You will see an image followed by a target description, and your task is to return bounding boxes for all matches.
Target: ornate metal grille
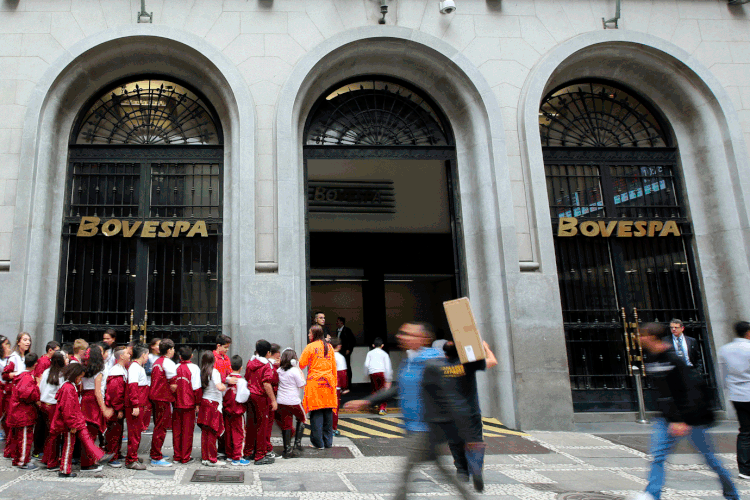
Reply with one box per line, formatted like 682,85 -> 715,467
542,82 -> 713,412
75,79 -> 219,145
305,80 -> 450,146
59,78 -> 223,350
540,82 -> 668,148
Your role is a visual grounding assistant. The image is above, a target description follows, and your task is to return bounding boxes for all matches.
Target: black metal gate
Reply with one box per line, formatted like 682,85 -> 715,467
57,79 -> 223,349
541,82 -> 714,412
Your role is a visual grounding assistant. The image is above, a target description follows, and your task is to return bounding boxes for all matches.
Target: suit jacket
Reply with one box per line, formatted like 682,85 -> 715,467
339,326 -> 356,355
673,334 -> 701,368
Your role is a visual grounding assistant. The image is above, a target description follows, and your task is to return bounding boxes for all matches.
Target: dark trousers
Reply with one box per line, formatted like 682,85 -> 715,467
309,408 -> 333,449
396,425 -> 475,500
733,401 -> 750,475
344,354 -> 352,388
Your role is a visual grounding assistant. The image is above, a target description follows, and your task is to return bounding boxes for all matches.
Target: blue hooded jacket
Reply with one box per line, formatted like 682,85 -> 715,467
397,347 -> 443,432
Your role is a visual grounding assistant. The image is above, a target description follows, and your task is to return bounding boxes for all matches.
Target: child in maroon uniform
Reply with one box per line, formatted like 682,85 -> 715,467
244,340 -> 277,465
3,332 -> 31,459
125,344 -> 149,470
80,346 -> 112,471
148,339 -> 176,467
50,363 -> 112,478
198,351 -> 226,466
39,351 -> 66,471
173,347 -> 201,464
7,353 -> 40,468
104,346 -> 130,467
0,336 -> 13,443
223,355 -> 250,466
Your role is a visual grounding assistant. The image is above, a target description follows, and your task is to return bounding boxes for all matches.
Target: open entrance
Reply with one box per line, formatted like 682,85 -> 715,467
540,80 -> 715,412
57,77 -> 223,349
303,78 -> 462,382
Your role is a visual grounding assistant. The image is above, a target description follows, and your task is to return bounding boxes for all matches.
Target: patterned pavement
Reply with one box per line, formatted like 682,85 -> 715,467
0,420 -> 746,500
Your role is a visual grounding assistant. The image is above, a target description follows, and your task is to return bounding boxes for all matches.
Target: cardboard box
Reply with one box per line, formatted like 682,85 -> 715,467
443,297 -> 486,364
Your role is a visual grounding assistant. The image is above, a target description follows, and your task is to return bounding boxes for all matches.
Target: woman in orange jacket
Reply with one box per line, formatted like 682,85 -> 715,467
299,325 -> 337,449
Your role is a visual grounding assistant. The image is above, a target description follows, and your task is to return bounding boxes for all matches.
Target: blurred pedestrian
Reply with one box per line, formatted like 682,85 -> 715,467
719,320 -> 750,480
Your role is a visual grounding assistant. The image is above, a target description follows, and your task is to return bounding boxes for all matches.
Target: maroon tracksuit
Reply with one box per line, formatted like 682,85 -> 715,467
149,357 -> 174,461
197,398 -> 224,463
2,359 -> 20,458
370,372 -> 387,411
31,355 -> 51,455
50,382 -> 105,474
266,365 -> 279,454
223,373 -> 247,461
6,371 -> 40,466
244,358 -> 273,461
333,368 -> 348,431
40,401 -> 59,468
80,374 -> 106,468
172,362 -> 200,463
125,366 -> 149,465
104,366 -> 127,460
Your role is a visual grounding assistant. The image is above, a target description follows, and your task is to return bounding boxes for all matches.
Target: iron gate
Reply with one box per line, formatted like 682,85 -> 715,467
57,78 -> 223,349
540,82 -> 715,412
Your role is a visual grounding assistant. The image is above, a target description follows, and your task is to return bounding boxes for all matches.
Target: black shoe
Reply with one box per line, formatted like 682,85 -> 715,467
281,430 -> 294,459
472,474 -> 484,492
97,452 -> 115,465
254,456 -> 274,465
294,420 -> 305,453
58,472 -> 78,478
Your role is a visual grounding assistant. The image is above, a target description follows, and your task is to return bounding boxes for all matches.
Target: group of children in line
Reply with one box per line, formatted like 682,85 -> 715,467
0,330 -> 336,476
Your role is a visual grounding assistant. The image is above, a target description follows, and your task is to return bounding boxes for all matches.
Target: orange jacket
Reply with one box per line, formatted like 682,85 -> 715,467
299,340 -> 337,412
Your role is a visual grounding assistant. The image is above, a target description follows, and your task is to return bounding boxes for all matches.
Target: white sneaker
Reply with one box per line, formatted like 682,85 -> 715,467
739,472 -> 750,480
628,493 -> 655,500
201,460 -> 226,467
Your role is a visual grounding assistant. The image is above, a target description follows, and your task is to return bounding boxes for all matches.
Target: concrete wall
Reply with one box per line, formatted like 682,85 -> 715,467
0,0 -> 749,429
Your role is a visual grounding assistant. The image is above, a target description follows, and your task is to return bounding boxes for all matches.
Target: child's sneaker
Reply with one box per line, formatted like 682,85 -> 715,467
108,459 -> 122,468
201,460 -> 225,467
378,409 -> 387,415
231,458 -> 251,466
254,456 -> 274,465
125,461 -> 147,470
18,463 -> 38,470
58,472 -> 77,478
333,429 -> 340,437
81,465 -> 103,472
150,458 -> 172,467
266,451 -> 277,459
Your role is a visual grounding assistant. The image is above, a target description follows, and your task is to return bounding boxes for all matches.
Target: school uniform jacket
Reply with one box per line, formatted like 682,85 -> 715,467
245,357 -> 273,398
2,352 -> 25,387
50,382 -> 86,433
174,361 -> 201,409
222,374 -> 250,415
6,371 -> 40,428
149,357 -> 176,403
104,364 -> 128,418
126,363 -> 149,410
33,355 -> 51,379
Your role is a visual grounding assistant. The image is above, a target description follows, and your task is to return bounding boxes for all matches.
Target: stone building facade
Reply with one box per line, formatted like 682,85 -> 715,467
0,0 -> 749,430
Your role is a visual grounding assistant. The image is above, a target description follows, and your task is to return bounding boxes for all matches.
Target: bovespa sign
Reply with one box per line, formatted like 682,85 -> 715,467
76,216 -> 208,238
557,217 -> 681,238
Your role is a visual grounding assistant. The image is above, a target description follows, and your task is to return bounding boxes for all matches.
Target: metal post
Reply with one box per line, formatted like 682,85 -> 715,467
632,365 -> 649,424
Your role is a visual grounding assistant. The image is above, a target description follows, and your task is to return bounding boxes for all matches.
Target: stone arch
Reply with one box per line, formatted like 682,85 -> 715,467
8,26 -> 255,354
276,26 -> 523,428
519,31 -> 750,406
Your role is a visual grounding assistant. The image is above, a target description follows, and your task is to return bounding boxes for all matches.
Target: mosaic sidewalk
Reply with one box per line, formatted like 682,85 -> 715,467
0,425 -> 747,500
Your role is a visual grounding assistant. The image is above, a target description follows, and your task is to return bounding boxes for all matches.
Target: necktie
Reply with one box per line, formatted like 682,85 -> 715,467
675,337 -> 687,363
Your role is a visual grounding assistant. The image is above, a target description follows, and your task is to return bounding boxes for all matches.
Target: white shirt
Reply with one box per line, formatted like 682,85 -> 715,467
277,367 -> 306,406
228,372 -> 250,404
128,362 -> 149,387
364,348 -> 393,381
8,352 -> 25,374
187,363 -> 201,390
335,352 -> 347,371
202,368 -> 225,404
159,357 -> 178,379
39,368 -> 64,404
105,352 -> 116,371
108,363 -> 128,383
720,338 -> 750,402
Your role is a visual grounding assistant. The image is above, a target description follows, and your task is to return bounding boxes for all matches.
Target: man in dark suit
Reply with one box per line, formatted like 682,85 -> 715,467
670,318 -> 700,368
336,317 -> 356,386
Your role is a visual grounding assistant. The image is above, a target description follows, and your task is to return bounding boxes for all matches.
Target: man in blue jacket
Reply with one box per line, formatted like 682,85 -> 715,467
345,322 -> 474,500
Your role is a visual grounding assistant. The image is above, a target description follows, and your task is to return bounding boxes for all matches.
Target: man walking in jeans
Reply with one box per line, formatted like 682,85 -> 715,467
633,323 -> 740,500
719,321 -> 750,480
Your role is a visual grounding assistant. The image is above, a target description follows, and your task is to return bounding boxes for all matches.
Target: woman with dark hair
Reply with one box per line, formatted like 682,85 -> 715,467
81,345 -> 113,471
2,332 -> 31,458
198,350 -> 227,466
299,325 -> 337,449
39,351 -> 67,471
276,348 -> 306,458
50,363 -> 112,478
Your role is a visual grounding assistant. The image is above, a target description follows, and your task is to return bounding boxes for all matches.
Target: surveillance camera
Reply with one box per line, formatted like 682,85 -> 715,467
439,0 -> 456,14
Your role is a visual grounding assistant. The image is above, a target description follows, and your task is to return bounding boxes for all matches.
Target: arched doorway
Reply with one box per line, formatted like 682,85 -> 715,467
57,77 -> 223,349
541,80 -> 713,412
303,77 -> 462,361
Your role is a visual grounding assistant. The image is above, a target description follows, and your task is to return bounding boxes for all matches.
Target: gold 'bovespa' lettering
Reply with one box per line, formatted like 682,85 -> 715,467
647,221 -> 663,237
101,219 -> 122,237
617,221 -> 633,237
140,221 -> 159,238
77,216 -> 100,237
598,221 -> 618,237
172,221 -> 190,237
634,221 -> 647,237
659,220 -> 681,237
186,220 -> 208,238
122,221 -> 142,237
579,221 -> 600,237
158,221 -> 174,238
557,217 -> 578,236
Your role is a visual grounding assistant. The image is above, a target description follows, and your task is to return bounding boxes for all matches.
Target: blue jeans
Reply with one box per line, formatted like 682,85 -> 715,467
646,418 -> 739,499
309,409 -> 333,449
